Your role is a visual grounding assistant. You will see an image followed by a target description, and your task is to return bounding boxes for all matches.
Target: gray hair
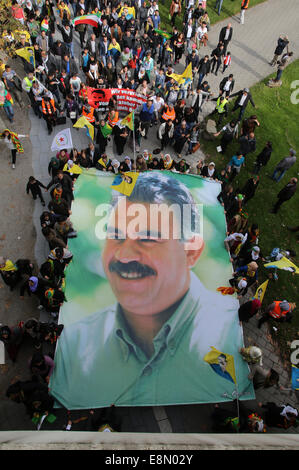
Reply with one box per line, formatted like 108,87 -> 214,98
111,172 -> 200,240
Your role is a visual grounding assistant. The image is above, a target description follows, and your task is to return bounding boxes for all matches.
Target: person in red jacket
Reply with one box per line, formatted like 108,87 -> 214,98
240,0 -> 250,25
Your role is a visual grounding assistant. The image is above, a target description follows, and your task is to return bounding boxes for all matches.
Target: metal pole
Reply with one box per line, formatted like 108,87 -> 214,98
132,110 -> 136,172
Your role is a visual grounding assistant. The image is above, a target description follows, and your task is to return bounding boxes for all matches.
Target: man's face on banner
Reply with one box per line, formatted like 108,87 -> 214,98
102,199 -> 204,316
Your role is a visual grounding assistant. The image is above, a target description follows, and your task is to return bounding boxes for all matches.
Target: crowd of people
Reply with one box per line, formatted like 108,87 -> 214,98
0,0 -> 298,433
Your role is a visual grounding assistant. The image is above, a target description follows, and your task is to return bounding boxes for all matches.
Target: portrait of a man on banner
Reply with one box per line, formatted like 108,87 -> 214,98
50,171 -> 254,409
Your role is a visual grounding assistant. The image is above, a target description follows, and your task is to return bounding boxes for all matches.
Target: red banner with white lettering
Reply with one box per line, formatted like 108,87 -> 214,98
86,87 -> 147,112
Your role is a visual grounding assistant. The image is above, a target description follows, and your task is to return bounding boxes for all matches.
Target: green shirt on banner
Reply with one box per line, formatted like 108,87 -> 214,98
50,272 -> 253,409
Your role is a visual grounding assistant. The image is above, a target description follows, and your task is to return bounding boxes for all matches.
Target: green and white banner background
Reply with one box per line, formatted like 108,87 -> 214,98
50,170 -> 255,409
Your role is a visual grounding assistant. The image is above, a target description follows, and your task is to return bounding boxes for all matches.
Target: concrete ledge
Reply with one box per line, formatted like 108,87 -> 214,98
1,431 -> 299,450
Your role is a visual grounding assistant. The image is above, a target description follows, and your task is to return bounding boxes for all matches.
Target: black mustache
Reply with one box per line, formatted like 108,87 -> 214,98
109,261 -> 156,277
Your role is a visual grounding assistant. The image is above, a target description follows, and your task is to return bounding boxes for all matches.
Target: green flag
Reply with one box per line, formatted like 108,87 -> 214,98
100,122 -> 113,138
154,29 -> 172,40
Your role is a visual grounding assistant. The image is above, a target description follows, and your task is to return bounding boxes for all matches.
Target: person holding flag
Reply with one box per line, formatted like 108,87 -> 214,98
73,114 -> 95,140
0,128 -> 29,169
95,119 -> 112,157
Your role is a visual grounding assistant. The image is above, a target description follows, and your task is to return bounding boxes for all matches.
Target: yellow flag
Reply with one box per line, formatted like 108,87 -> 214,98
204,347 -> 237,384
181,63 -> 193,81
264,256 -> 299,274
15,47 -> 35,68
14,30 -> 31,42
118,6 -> 135,17
120,111 -> 134,131
111,172 -> 139,197
63,162 -> 82,175
253,279 -> 269,304
166,63 -> 193,86
73,115 -> 94,140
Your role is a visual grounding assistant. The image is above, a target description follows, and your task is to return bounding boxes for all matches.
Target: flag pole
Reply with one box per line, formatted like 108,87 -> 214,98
132,110 -> 136,172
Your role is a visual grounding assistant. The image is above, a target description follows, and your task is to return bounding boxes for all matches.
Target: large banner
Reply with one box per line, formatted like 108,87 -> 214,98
87,87 -> 147,112
49,171 -> 255,409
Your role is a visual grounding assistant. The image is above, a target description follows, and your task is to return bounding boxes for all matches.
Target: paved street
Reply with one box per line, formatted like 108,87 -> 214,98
0,0 -> 299,434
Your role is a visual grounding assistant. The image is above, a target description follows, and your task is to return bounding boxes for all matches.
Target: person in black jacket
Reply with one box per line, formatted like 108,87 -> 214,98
56,21 -> 74,58
238,132 -> 256,157
210,43 -> 225,76
6,380 -> 54,419
26,176 -> 47,206
219,74 -> 235,98
230,87 -> 256,122
270,35 -> 289,66
240,175 -> 260,205
40,211 -> 56,229
119,156 -> 134,172
252,141 -> 273,174
47,170 -> 73,207
201,162 -> 218,179
197,55 -> 211,88
218,23 -> 233,56
214,119 -> 238,154
271,178 -> 297,213
217,184 -> 235,213
20,276 -> 49,300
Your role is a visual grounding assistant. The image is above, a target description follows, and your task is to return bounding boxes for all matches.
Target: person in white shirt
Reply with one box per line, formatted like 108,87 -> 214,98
195,22 -> 208,48
69,73 -> 81,98
152,94 -> 165,123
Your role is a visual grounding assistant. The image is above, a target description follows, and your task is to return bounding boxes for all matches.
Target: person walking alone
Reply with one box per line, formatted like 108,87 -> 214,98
272,149 -> 296,182
271,178 -> 297,214
240,0 -> 250,25
0,128 -> 29,169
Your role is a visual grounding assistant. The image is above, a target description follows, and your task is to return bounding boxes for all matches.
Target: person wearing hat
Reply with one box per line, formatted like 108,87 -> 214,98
258,300 -> 296,328
229,87 -> 256,122
110,159 -> 120,174
240,345 -> 263,367
0,257 -> 22,291
62,159 -> 82,181
270,35 -> 289,66
175,158 -> 190,174
271,149 -> 296,182
224,232 -> 247,262
201,162 -> 218,180
237,244 -> 263,267
119,156 -> 133,172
